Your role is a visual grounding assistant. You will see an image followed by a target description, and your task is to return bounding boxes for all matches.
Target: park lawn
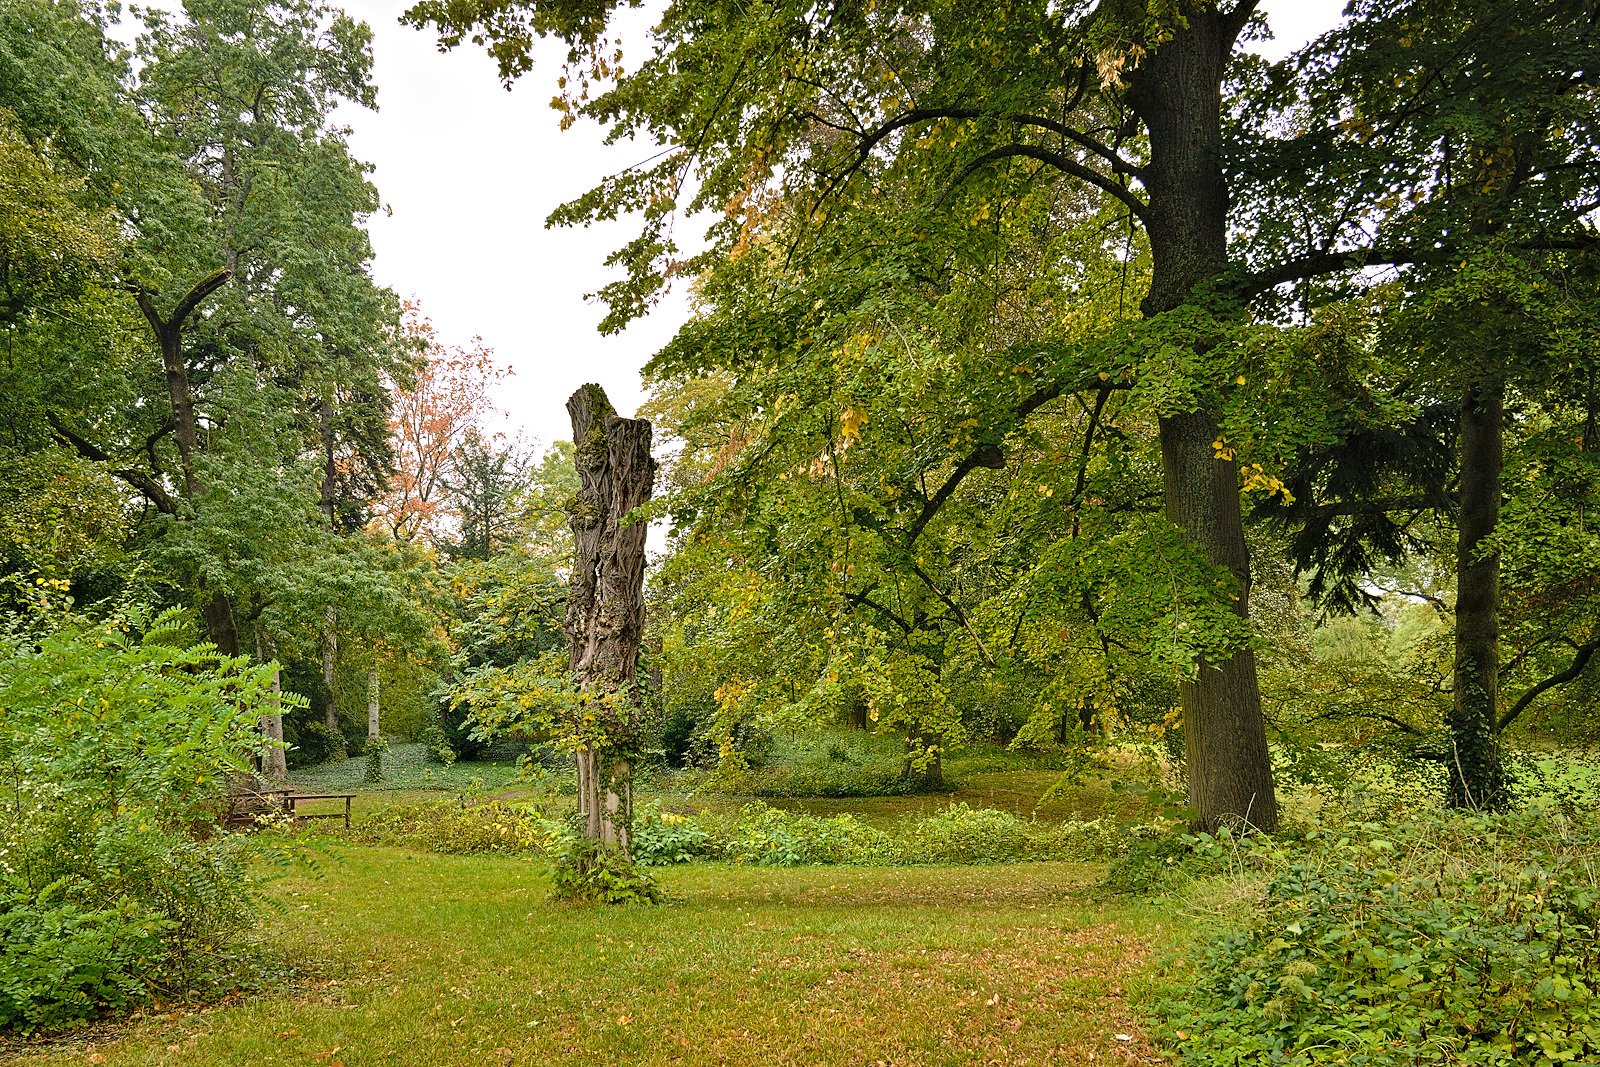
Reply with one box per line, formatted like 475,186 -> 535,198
13,848 -> 1183,1067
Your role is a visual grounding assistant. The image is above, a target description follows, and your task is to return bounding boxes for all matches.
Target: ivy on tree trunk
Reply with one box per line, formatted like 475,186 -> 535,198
1128,6 -> 1278,832
563,384 -> 655,857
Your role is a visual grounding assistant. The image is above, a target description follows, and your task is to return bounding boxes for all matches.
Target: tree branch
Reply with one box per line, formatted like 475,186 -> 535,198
170,267 -> 233,326
946,145 -> 1150,223
46,411 -> 178,515
1238,232 -> 1600,303
1498,633 -> 1600,732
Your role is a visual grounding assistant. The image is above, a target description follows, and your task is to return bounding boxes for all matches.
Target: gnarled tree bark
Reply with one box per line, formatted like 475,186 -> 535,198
563,384 -> 655,856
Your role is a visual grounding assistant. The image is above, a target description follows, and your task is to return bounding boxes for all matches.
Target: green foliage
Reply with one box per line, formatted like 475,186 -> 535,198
362,734 -> 388,784
348,798 -> 561,857
629,803 -> 716,866
0,884 -> 161,1032
718,802 -> 1138,868
0,607 -> 279,1031
905,804 -> 1030,864
291,742 -> 522,794
1165,809 -> 1600,1066
724,805 -> 895,867
549,837 -> 664,905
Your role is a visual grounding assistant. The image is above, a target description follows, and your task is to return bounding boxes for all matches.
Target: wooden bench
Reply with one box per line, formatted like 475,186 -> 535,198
284,792 -> 356,830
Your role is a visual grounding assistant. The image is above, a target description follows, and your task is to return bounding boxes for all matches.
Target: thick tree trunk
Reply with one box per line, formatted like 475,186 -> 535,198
202,589 -> 241,657
564,384 -> 655,855
134,271 -> 239,656
320,396 -> 338,527
902,735 -> 944,791
367,666 -> 381,742
1127,8 -> 1278,832
1450,382 -> 1506,809
159,325 -> 202,501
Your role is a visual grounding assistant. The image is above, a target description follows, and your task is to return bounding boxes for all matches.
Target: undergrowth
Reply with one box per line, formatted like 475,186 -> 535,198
1160,806 -> 1600,1066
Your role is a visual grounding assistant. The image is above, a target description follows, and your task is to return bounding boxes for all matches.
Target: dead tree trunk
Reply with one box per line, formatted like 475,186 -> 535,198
563,384 -> 655,857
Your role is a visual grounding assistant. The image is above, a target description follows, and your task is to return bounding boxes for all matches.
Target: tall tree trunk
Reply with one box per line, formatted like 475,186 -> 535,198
1127,7 -> 1278,832
320,395 -> 339,528
1450,381 -> 1506,809
367,666 -> 381,741
323,605 -> 342,739
255,629 -> 288,782
563,384 -> 655,855
202,590 -> 241,656
902,734 -> 944,791
133,269 -> 239,654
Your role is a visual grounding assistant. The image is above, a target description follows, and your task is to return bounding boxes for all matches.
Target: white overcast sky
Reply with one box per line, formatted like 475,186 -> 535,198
181,1 -> 1352,450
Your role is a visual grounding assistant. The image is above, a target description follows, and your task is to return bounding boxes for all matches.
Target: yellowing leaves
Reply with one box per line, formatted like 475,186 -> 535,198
839,406 -> 869,444
1240,463 -> 1295,504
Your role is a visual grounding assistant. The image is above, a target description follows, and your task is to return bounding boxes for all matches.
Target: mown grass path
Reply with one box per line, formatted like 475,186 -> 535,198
14,849 -> 1176,1066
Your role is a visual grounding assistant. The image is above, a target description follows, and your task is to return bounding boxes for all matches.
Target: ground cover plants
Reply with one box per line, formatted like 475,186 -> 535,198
1162,807 -> 1600,1067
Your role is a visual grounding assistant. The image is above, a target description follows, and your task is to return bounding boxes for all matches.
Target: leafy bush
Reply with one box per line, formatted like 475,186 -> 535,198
348,799 -> 562,857
284,719 -> 346,768
725,804 -> 895,866
631,803 -> 716,865
1165,808 -> 1600,1066
549,836 -> 664,904
906,804 -> 1030,862
0,884 -> 161,1032
0,607 -> 277,1032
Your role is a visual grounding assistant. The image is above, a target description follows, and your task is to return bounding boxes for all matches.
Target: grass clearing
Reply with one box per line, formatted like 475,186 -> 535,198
9,847 -> 1180,1067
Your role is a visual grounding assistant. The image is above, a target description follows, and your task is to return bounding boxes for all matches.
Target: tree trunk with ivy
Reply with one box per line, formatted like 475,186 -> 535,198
1128,6 -> 1278,832
256,630 -> 288,783
564,384 -> 655,857
1450,381 -> 1507,809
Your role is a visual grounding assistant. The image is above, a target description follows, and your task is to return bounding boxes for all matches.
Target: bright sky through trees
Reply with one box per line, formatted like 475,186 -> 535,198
306,0 -> 1340,447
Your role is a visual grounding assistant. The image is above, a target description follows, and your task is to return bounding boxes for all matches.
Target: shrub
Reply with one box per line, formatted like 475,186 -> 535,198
0,884 -> 164,1032
549,836 -> 663,905
725,804 -> 895,866
0,606 -> 277,1032
348,799 -> 562,857
906,804 -> 1030,863
284,719 -> 346,768
1165,808 -> 1600,1066
631,804 -> 716,866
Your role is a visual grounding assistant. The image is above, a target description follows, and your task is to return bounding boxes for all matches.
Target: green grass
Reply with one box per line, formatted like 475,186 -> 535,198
9,848 -> 1182,1066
